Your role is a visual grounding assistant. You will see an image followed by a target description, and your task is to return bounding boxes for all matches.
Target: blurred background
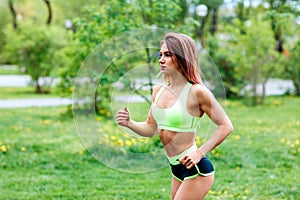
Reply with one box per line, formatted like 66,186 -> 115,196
0,0 -> 299,199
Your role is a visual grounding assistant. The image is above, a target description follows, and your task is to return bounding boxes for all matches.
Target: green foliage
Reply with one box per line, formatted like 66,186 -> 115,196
205,34 -> 243,98
220,15 -> 282,105
56,0 -> 196,115
1,22 -> 68,93
0,3 -> 11,55
284,40 -> 300,95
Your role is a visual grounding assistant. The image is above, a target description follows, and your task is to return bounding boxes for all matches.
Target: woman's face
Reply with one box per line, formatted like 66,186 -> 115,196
159,43 -> 179,75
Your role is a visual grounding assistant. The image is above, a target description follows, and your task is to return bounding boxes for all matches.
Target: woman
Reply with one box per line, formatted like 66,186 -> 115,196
116,32 -> 233,200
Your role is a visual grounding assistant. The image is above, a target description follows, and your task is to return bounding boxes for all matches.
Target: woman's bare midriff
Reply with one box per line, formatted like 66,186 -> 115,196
158,129 -> 196,157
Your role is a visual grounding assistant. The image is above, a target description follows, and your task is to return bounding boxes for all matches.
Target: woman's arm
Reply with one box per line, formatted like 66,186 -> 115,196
116,107 -> 157,138
179,84 -> 233,169
115,86 -> 160,138
196,85 -> 233,156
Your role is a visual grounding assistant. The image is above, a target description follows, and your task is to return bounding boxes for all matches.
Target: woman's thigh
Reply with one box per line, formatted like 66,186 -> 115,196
174,175 -> 214,200
171,177 -> 182,200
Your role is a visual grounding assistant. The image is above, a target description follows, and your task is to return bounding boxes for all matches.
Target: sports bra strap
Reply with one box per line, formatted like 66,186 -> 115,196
154,83 -> 191,105
154,86 -> 166,105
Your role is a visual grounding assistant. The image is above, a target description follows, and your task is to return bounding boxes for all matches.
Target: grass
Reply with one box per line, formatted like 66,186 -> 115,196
0,87 -> 65,99
0,65 -> 20,75
0,95 -> 299,199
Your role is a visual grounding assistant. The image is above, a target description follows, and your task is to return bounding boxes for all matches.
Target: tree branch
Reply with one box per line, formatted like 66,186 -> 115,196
8,0 -> 17,29
44,0 -> 52,25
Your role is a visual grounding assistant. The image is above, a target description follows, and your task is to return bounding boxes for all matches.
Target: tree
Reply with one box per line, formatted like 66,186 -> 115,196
284,40 -> 300,95
1,23 -> 67,93
189,0 -> 224,46
57,0 -> 193,115
224,15 -> 281,105
264,0 -> 297,53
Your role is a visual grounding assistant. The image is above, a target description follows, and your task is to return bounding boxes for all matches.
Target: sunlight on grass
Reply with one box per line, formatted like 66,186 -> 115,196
0,96 -> 299,199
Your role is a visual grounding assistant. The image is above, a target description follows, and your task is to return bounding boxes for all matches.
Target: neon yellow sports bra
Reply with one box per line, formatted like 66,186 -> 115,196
151,82 -> 201,132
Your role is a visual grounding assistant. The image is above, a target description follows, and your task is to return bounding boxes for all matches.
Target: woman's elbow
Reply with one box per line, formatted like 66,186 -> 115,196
226,121 -> 233,136
146,127 -> 157,138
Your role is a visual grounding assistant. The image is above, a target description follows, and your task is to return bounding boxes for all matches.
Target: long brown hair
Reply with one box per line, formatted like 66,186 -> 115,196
161,32 -> 202,84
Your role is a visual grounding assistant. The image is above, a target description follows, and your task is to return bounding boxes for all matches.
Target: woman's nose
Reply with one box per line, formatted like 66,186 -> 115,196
159,56 -> 165,64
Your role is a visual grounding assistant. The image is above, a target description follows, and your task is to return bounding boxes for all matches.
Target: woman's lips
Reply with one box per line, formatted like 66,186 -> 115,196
160,66 -> 166,71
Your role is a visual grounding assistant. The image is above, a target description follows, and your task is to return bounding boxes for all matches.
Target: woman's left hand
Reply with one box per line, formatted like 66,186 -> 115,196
178,150 -> 203,169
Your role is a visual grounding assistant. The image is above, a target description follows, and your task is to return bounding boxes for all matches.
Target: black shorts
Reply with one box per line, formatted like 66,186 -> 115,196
170,156 -> 214,182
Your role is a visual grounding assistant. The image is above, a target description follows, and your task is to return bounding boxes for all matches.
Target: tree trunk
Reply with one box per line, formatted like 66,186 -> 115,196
252,65 -> 259,106
294,80 -> 300,96
35,79 -> 42,94
275,35 -> 283,53
44,0 -> 52,26
8,0 -> 17,29
210,7 -> 218,35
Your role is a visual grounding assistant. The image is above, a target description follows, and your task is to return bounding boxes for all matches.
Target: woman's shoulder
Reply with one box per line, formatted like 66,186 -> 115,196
190,83 -> 213,100
191,83 -> 209,92
151,84 -> 164,102
153,84 -> 163,94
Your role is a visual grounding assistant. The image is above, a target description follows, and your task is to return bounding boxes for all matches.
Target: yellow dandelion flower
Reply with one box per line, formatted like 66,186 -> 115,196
295,140 -> 299,145
0,141 -> 2,145
100,109 -> 106,114
244,189 -> 249,194
97,128 -> 103,133
79,150 -> 84,155
97,116 -> 102,122
110,135 -> 117,140
234,135 -> 241,140
125,140 -> 132,147
21,147 -> 26,152
138,138 -> 145,142
43,119 -> 51,125
273,100 -> 280,105
195,136 -> 201,145
143,138 -> 150,143
280,138 -> 285,143
116,139 -> 124,146
1,145 -> 7,152
290,144 -> 295,148
298,148 -> 300,152
106,112 -> 111,117
208,190 -> 216,195
131,138 -> 137,144
13,125 -> 18,131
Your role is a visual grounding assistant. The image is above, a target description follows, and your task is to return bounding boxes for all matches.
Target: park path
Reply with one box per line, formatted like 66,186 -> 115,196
0,75 -> 296,108
0,75 -> 146,108
0,75 -> 73,108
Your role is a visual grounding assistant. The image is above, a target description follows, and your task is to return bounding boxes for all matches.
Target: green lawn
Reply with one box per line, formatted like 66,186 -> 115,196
0,87 -> 65,99
0,65 -> 20,75
0,96 -> 299,199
